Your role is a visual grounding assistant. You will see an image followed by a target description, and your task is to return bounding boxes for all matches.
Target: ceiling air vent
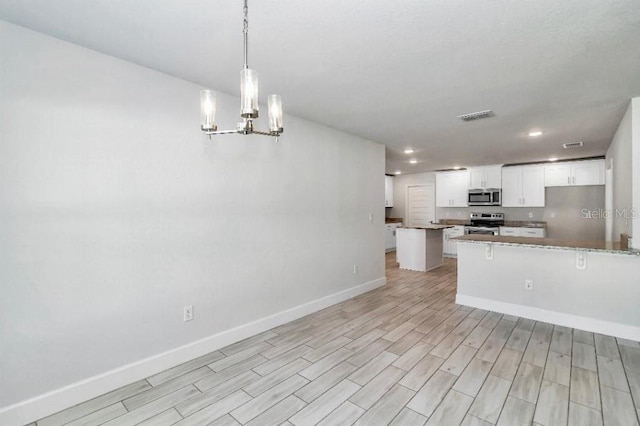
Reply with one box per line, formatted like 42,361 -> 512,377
563,141 -> 584,149
457,110 -> 494,122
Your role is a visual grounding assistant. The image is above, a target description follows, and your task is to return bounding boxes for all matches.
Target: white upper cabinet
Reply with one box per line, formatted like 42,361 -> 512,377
385,175 -> 394,207
436,170 -> 469,207
468,165 -> 503,189
501,167 -> 522,207
502,165 -> 545,207
544,159 -> 604,187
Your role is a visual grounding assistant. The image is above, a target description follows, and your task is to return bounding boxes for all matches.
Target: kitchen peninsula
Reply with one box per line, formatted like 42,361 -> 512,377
454,234 -> 640,340
396,225 -> 453,272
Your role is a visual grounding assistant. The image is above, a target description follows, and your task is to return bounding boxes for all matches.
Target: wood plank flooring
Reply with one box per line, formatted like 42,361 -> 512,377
34,253 -> 640,425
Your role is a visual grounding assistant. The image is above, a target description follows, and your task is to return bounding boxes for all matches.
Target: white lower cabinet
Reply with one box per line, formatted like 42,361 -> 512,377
443,225 -> 465,256
499,226 -> 545,238
385,223 -> 403,251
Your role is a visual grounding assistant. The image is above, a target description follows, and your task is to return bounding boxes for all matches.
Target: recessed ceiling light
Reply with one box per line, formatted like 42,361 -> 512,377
404,149 -> 414,154
453,166 -> 461,170
548,157 -> 558,162
409,159 -> 417,164
529,131 -> 543,137
395,171 -> 402,175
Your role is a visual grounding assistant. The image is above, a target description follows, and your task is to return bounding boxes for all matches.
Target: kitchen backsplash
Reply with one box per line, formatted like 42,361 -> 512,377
436,186 -> 605,240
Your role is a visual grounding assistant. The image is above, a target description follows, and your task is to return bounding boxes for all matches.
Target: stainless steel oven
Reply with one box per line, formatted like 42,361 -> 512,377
464,226 -> 500,235
468,189 -> 501,206
464,212 -> 504,235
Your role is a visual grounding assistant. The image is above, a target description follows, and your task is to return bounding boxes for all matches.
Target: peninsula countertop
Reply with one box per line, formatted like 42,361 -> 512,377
454,234 -> 640,255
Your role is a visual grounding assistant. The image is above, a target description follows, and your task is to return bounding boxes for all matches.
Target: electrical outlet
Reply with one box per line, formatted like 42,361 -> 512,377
528,212 -> 533,219
550,212 -> 556,218
524,280 -> 533,290
485,244 -> 494,260
353,264 -> 358,275
184,305 -> 194,322
368,212 -> 374,222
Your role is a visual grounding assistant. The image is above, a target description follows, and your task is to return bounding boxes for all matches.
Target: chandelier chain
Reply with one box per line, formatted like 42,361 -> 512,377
243,0 -> 248,35
243,0 -> 249,69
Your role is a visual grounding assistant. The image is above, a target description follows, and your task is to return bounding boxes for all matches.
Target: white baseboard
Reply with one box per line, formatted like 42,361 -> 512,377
0,276 -> 386,426
456,294 -> 640,341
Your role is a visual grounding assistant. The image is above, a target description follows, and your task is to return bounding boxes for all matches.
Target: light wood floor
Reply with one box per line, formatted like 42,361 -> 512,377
34,253 -> 640,426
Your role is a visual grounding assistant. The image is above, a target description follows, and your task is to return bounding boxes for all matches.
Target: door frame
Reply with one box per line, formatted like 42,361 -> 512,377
605,159 -> 613,242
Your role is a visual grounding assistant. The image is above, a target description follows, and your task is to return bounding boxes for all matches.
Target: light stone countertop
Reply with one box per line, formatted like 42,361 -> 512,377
454,234 -> 640,255
437,219 -> 547,228
402,224 -> 455,230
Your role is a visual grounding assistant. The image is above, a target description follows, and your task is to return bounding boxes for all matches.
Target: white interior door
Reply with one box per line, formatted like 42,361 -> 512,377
406,184 -> 435,228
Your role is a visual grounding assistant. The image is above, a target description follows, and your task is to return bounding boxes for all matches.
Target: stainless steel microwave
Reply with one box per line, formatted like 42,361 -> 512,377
468,189 -> 501,206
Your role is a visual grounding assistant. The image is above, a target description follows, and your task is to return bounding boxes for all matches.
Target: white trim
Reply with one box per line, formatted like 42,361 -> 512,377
0,276 -> 386,426
456,294 -> 640,341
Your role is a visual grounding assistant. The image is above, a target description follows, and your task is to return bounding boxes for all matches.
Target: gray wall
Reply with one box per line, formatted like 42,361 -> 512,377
0,21 -> 385,410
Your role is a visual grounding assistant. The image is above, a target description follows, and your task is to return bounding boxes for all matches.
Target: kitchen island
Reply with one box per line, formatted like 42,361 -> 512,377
396,225 -> 453,272
454,234 -> 640,340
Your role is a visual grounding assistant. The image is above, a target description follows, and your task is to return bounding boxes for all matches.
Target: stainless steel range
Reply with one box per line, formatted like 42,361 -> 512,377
464,212 -> 504,235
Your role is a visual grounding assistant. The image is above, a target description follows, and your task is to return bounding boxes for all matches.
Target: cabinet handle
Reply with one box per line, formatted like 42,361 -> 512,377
568,176 -> 571,184
522,197 -> 525,205
573,176 -> 576,184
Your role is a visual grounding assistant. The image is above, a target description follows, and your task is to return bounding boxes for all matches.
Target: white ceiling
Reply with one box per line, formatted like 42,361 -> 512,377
2,0 -> 640,173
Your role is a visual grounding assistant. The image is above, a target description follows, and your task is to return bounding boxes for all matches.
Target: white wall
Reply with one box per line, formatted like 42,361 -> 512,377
457,242 -> 640,340
632,98 -> 640,248
606,101 -> 634,242
0,21 -> 385,422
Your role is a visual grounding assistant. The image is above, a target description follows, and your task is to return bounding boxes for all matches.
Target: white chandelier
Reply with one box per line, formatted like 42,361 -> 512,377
200,0 -> 284,140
